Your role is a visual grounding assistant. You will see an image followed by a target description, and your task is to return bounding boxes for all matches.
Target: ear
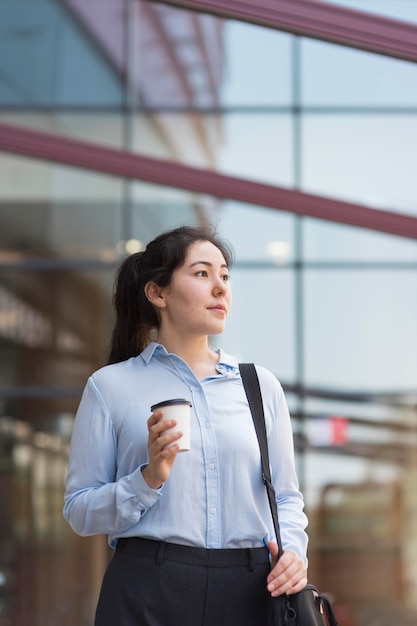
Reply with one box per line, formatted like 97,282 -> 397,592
144,281 -> 167,309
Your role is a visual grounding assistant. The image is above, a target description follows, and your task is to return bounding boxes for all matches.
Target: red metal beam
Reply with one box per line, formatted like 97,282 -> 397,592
150,0 -> 417,63
1,122 -> 417,239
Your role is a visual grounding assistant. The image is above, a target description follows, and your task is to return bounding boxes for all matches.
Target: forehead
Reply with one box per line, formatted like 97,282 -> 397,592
185,240 -> 227,265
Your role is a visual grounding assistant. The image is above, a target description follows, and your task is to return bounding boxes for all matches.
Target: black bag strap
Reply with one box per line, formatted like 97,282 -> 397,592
239,363 -> 284,559
240,364 -> 339,626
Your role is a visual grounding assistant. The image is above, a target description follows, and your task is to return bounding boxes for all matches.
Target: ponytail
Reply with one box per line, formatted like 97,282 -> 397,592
107,252 -> 158,364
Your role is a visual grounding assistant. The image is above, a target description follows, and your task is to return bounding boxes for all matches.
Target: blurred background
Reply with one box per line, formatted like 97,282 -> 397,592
0,1 -> 417,624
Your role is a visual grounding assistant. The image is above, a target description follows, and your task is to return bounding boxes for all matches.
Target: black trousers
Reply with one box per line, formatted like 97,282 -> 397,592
94,537 -> 285,626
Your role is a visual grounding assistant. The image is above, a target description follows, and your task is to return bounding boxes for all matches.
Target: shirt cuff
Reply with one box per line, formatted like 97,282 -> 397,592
129,463 -> 164,509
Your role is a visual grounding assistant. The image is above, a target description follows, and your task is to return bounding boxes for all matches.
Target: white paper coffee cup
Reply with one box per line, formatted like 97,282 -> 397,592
150,398 -> 192,452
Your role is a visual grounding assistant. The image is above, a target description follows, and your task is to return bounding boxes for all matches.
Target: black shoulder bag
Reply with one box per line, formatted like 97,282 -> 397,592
239,363 -> 339,626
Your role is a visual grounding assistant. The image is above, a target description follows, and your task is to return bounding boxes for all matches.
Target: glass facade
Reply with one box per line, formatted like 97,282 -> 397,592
1,1 -> 417,624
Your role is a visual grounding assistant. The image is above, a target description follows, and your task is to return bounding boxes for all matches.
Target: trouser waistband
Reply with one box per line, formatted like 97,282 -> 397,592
116,537 -> 269,569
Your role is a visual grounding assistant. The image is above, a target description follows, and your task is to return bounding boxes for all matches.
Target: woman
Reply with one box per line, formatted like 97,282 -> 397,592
63,225 -> 308,625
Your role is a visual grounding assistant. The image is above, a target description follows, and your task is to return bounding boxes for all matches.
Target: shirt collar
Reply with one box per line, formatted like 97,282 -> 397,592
140,342 -> 239,376
140,341 -> 167,364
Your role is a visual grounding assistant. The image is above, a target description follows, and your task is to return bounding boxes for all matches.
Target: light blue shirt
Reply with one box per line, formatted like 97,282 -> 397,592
63,342 -> 308,564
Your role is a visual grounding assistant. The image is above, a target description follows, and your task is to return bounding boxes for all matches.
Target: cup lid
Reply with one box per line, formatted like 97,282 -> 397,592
151,398 -> 192,411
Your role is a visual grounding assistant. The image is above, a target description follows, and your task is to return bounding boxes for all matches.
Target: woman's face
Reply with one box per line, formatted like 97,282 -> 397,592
158,240 -> 232,339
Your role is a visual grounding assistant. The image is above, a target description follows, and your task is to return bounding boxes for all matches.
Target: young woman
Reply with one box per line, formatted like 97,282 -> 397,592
63,225 -> 308,625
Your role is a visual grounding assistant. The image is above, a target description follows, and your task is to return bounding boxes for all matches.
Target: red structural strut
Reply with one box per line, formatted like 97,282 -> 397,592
1,122 -> 417,239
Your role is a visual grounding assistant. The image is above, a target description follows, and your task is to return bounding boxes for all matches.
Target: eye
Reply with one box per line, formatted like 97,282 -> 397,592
196,270 -> 208,277
222,273 -> 230,282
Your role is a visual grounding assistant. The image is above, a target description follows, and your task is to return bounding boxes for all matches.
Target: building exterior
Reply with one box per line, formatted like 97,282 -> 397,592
1,1 -> 417,625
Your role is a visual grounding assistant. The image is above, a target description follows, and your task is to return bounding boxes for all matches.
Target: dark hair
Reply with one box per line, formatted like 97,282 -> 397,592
107,225 -> 234,364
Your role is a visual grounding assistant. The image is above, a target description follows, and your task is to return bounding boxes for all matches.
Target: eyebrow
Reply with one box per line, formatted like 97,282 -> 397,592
189,260 -> 228,269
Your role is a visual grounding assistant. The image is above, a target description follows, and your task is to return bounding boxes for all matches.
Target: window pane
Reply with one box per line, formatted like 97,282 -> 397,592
304,270 -> 417,390
0,0 -> 124,106
221,22 -> 293,106
302,115 -> 417,214
219,201 -> 295,263
217,114 -> 293,185
303,219 -> 417,262
320,0 -> 417,22
302,39 -> 417,106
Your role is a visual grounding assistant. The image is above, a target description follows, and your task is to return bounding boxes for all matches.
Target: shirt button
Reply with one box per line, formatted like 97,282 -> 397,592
209,463 -> 215,470
204,422 -> 210,428
210,507 -> 217,515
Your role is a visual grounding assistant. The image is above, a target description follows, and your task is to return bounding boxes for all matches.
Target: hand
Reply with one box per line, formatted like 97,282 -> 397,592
266,542 -> 308,597
141,410 -> 182,489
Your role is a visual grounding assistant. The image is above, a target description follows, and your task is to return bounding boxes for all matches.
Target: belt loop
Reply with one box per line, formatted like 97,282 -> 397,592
248,548 -> 255,572
156,541 -> 166,566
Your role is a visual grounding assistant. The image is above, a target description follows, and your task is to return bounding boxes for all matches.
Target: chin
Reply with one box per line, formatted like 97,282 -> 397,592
208,325 -> 226,336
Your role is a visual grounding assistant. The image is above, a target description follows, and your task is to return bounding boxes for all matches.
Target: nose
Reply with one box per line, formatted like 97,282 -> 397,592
213,275 -> 227,295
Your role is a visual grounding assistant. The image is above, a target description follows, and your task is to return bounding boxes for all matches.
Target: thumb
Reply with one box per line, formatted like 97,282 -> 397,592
267,540 -> 280,568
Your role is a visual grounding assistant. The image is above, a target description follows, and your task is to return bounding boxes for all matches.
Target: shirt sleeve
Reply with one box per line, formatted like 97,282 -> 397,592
63,377 -> 162,539
257,367 -> 309,566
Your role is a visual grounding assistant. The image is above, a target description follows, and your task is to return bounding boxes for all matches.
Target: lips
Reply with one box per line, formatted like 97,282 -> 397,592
208,304 -> 227,314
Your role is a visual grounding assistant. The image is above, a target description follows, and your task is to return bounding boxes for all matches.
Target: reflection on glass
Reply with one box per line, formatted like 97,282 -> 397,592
302,39 -> 417,106
218,113 -> 294,185
303,115 -> 417,214
319,0 -> 417,23
0,0 -> 124,106
303,219 -> 417,262
221,22 -> 292,106
219,201 -> 295,262
304,269 -> 417,390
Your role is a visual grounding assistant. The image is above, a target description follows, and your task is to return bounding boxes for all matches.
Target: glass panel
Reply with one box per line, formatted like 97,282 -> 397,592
217,113 -> 294,185
138,1 -> 224,109
319,0 -> 417,22
221,22 -> 293,106
0,155 -> 124,258
0,267 -> 114,392
130,180 -> 211,241
218,200 -> 295,264
0,141 -> 124,204
304,269 -> 417,391
302,39 -> 417,106
303,219 -> 417,262
302,114 -> 417,214
0,414 -> 110,625
0,0 -> 124,106
303,389 -> 417,623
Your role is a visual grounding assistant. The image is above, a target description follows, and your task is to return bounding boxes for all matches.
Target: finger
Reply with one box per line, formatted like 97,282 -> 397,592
267,550 -> 293,583
286,576 -> 308,595
154,430 -> 183,453
267,563 -> 307,597
148,410 -> 163,426
267,551 -> 306,590
148,413 -> 177,440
